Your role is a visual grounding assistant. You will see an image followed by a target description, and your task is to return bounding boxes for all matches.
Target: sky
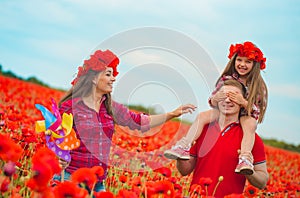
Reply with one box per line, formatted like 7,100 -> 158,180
0,0 -> 299,145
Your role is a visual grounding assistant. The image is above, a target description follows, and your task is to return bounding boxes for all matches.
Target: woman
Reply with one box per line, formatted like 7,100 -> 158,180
56,49 -> 196,191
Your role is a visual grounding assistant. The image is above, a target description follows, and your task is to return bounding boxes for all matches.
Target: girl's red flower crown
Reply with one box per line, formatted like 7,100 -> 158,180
228,41 -> 266,70
71,49 -> 119,85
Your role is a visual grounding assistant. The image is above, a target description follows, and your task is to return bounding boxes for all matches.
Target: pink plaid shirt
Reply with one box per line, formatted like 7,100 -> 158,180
59,96 -> 150,181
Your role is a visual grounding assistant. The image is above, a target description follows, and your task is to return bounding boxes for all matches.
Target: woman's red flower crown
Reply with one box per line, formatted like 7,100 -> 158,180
71,49 -> 119,85
228,41 -> 266,70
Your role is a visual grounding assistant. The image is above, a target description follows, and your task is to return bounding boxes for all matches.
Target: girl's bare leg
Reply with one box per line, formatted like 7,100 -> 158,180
235,116 -> 257,175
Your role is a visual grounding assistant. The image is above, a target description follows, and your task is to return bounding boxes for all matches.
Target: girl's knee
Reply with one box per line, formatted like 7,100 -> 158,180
241,116 -> 257,131
198,109 -> 219,123
197,112 -> 209,123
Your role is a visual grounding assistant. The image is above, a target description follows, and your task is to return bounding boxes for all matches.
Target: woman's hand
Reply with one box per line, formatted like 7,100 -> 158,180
149,104 -> 196,128
170,104 -> 197,118
59,158 -> 70,169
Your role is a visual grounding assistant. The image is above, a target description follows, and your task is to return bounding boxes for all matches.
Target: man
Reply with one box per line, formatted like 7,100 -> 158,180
176,79 -> 269,197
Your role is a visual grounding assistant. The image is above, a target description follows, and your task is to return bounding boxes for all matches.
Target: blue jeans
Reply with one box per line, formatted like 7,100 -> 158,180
53,171 -> 105,192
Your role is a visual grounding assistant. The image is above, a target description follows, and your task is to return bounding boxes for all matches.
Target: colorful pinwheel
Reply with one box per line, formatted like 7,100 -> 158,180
35,98 -> 80,162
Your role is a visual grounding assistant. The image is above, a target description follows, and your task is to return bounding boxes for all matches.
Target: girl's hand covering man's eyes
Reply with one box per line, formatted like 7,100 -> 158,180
211,90 -> 227,106
227,91 -> 247,107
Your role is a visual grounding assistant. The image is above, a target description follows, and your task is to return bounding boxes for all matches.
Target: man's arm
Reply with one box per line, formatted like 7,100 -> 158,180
176,156 -> 197,176
245,162 -> 269,189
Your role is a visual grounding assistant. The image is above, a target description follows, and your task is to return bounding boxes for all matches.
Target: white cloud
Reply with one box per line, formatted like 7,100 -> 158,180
121,50 -> 162,66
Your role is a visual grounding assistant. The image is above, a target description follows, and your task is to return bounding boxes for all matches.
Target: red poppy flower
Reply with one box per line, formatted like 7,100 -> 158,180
116,189 -> 138,198
244,185 -> 258,197
146,180 -> 174,198
71,167 -> 97,189
26,147 -> 61,192
119,175 -> 128,183
29,188 -> 55,198
53,181 -> 88,198
167,176 -> 177,184
199,177 -> 213,186
26,162 -> 52,191
173,183 -> 182,193
131,176 -> 142,187
21,128 -> 37,143
131,186 -> 142,197
26,179 -> 49,193
0,133 -> 23,162
94,191 -> 115,198
31,147 -> 61,175
154,167 -> 172,178
91,166 -> 104,178
0,176 -> 10,193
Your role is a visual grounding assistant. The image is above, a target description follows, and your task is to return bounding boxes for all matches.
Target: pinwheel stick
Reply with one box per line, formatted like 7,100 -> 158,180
61,169 -> 65,182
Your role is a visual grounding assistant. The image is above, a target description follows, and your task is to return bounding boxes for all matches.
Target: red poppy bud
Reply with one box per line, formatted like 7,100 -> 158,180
3,161 -> 16,177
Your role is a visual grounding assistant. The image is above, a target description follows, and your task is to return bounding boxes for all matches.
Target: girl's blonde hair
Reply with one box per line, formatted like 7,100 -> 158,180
220,53 -> 268,123
59,70 -> 114,118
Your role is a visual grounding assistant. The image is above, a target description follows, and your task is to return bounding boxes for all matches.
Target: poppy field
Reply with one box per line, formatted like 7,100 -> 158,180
0,75 -> 299,197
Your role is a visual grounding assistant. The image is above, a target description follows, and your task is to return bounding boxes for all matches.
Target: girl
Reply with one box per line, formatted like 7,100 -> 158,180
55,49 -> 196,192
164,41 -> 268,175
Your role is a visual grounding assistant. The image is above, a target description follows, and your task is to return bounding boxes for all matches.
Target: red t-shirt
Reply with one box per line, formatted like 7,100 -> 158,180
190,121 -> 266,197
